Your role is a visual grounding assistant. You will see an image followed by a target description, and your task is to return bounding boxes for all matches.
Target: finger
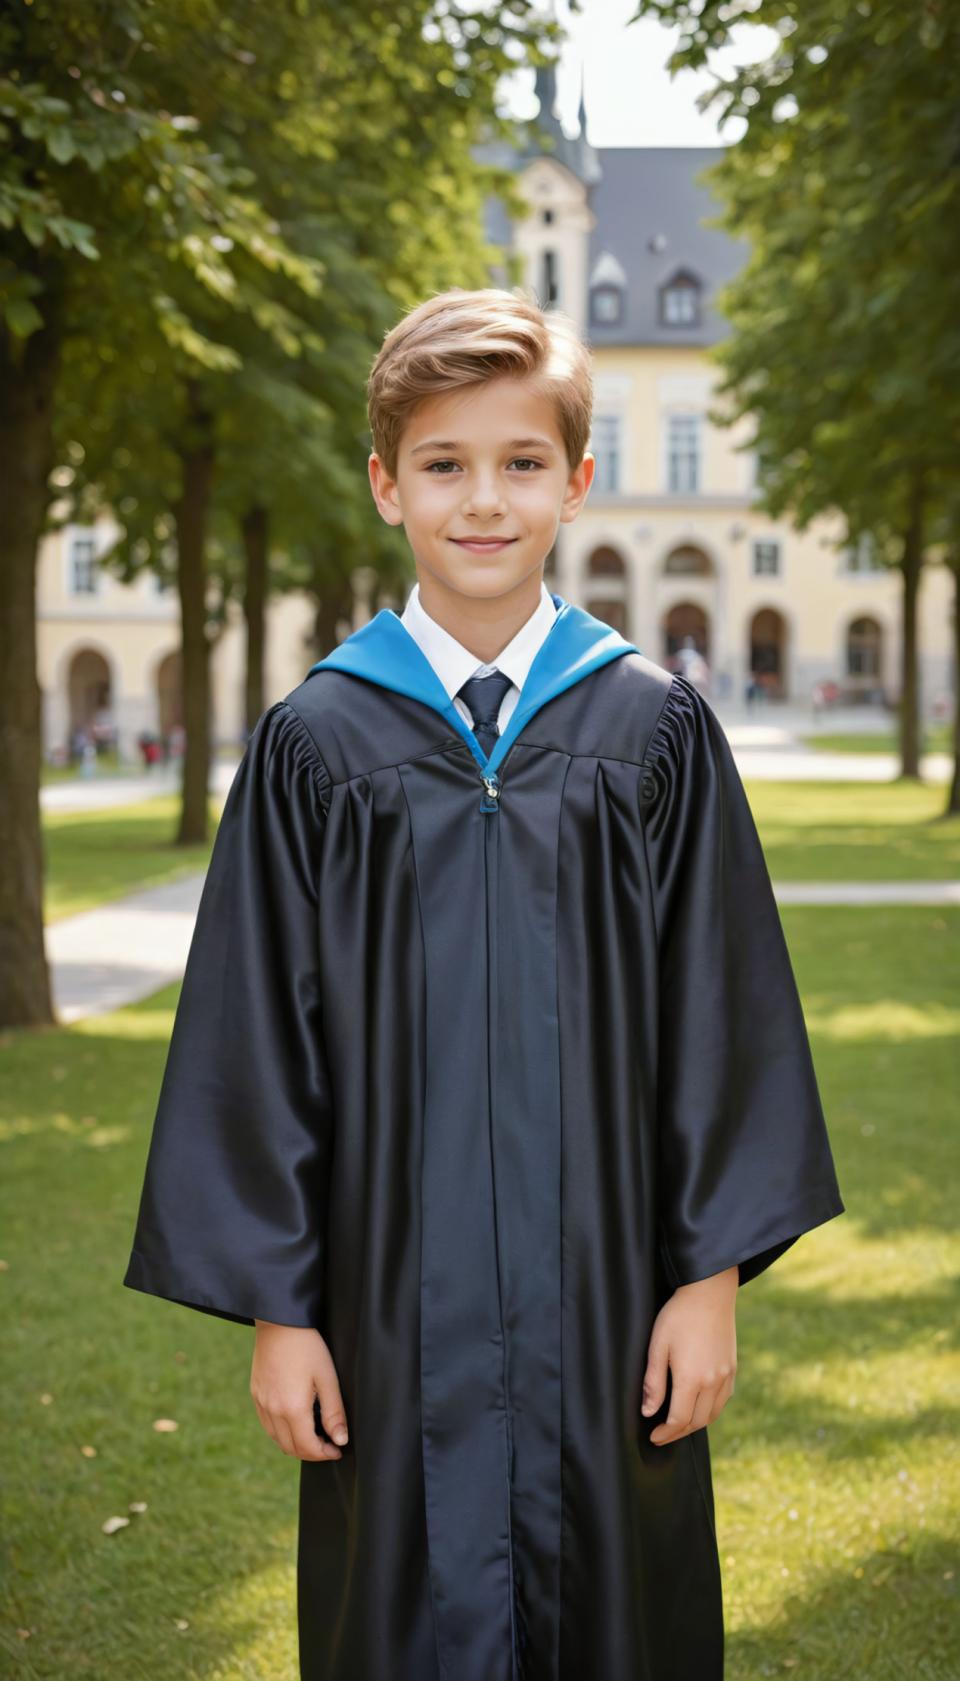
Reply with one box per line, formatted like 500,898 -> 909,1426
270,1413 -> 299,1457
291,1410 -> 342,1463
708,1372 -> 736,1422
687,1388 -> 715,1434
640,1338 -> 670,1416
316,1381 -> 349,1448
252,1399 -> 279,1445
650,1379 -> 699,1444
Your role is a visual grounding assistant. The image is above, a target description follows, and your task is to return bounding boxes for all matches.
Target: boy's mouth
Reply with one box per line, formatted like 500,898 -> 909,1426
450,538 -> 518,552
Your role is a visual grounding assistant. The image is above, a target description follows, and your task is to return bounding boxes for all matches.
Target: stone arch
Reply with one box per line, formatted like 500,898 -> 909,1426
662,543 -> 713,579
64,645 -> 113,739
154,647 -> 184,736
663,601 -> 710,664
749,606 -> 788,698
845,615 -> 884,697
583,542 -> 629,634
586,544 -> 627,578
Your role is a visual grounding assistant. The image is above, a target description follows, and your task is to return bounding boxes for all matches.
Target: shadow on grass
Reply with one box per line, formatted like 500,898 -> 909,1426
726,1533 -> 959,1681
2,912 -> 957,1677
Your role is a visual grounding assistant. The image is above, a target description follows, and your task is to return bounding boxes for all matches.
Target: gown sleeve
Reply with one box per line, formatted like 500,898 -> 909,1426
122,699 -> 334,1329
640,674 -> 845,1288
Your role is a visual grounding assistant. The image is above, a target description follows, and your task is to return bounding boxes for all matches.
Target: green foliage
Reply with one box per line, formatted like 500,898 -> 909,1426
3,0 -> 563,608
627,0 -> 960,561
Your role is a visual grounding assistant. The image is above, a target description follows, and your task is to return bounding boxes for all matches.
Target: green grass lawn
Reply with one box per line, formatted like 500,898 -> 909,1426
800,726 -> 952,755
1,906 -> 958,1677
40,777 -> 960,930
43,798 -> 221,922
746,781 -> 960,882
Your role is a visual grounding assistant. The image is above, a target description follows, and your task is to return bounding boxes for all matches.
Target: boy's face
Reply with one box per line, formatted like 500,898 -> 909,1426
368,375 -> 594,603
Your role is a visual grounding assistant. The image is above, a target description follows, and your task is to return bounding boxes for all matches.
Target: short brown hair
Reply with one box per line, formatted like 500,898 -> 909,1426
366,286 -> 593,478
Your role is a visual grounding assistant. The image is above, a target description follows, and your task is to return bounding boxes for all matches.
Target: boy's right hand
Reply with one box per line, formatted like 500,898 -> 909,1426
251,1321 -> 349,1462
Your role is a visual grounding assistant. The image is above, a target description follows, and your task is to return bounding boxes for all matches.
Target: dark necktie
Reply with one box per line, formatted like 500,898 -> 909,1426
457,669 -> 514,761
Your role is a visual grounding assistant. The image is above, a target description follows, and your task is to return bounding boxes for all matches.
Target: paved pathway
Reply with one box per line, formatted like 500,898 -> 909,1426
48,875 -> 206,1024
42,703 -> 956,1022
46,869 -> 960,1025
40,719 -> 952,814
41,762 -> 235,815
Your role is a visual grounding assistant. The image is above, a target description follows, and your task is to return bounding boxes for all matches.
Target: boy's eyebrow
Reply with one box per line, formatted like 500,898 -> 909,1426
409,436 -> 558,456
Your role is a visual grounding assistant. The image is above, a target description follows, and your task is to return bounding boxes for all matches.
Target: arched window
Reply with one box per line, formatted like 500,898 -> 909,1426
663,545 -> 711,578
847,617 -> 882,679
587,545 -> 626,577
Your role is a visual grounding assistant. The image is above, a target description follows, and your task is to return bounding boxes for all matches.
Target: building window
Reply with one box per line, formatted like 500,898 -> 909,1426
843,532 -> 882,572
847,617 -> 882,678
541,208 -> 554,225
70,536 -> 98,595
591,414 -> 622,494
540,248 -> 559,306
659,270 -> 702,327
752,540 -> 781,576
590,285 -> 623,326
666,414 -> 700,494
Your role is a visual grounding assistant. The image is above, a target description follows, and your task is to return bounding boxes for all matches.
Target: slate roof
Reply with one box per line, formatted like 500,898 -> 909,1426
478,71 -> 752,349
584,147 -> 750,348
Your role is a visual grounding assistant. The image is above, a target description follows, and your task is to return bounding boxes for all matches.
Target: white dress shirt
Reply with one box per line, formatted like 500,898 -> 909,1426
399,580 -> 558,735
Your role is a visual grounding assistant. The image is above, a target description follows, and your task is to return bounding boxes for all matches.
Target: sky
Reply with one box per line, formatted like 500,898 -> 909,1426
500,0 -> 781,149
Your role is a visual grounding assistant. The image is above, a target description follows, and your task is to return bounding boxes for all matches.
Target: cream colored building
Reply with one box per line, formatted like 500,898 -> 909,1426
482,71 -> 954,711
36,78 -> 954,760
36,514 -> 318,765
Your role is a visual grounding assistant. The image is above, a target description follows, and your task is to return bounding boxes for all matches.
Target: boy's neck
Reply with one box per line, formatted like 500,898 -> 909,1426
414,567 -> 547,666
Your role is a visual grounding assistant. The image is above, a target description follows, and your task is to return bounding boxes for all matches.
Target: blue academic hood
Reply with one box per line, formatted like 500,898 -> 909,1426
306,592 -> 640,780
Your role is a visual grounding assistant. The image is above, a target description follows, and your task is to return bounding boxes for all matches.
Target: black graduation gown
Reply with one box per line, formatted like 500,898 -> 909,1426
123,592 -> 845,1681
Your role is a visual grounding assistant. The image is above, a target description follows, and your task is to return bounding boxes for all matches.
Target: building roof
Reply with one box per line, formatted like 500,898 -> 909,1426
585,147 -> 750,347
479,71 -> 753,348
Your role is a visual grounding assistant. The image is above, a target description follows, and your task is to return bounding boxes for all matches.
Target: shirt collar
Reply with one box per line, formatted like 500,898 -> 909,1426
399,579 -> 558,701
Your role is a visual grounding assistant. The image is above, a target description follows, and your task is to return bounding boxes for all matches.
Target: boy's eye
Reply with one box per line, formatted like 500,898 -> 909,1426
424,458 -> 544,473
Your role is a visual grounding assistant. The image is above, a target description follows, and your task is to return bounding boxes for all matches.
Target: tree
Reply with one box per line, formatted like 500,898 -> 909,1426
0,0 -> 563,1026
627,0 -> 960,795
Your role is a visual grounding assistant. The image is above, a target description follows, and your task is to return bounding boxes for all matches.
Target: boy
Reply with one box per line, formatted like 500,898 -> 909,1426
123,287 -> 845,1681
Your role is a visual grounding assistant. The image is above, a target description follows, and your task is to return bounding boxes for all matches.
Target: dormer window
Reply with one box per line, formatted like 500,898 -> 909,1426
590,285 -> 622,325
588,250 -> 627,328
659,268 -> 702,327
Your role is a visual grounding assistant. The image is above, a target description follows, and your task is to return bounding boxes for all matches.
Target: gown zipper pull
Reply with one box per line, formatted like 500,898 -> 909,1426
479,773 -> 500,813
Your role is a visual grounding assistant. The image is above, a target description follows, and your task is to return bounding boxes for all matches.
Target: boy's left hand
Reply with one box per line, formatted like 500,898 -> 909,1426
641,1266 -> 738,1445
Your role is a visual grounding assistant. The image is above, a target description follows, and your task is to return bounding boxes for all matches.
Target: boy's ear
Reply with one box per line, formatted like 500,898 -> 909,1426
558,451 -> 596,524
368,452 -> 404,527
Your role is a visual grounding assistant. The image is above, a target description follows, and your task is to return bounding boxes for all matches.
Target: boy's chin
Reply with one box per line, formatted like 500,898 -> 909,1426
416,550 -> 546,600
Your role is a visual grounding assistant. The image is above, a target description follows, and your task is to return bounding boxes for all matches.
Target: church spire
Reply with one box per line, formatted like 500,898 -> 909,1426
524,52 -> 601,186
534,61 -> 564,139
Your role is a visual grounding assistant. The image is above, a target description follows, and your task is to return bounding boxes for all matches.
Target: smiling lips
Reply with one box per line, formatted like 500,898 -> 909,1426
451,537 -> 518,552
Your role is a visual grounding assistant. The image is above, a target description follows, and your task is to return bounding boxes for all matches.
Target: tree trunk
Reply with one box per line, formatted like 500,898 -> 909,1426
946,553 -> 960,817
174,381 -> 216,846
0,266 -> 63,1028
311,572 -> 355,661
241,504 -> 269,737
897,469 -> 925,780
